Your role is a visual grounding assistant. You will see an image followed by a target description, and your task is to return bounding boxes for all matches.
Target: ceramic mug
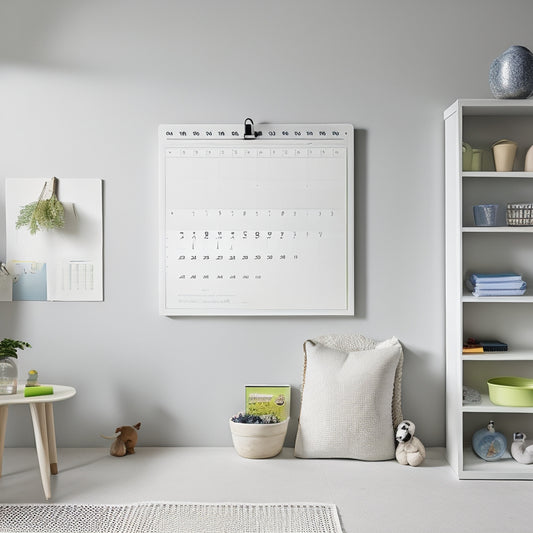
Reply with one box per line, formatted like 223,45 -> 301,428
492,139 -> 518,172
473,204 -> 499,226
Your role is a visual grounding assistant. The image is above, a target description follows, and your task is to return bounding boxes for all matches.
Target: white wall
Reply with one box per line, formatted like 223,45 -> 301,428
0,0 -> 530,447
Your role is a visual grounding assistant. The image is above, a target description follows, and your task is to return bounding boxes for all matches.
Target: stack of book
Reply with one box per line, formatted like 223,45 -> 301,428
463,338 -> 508,354
466,272 -> 526,297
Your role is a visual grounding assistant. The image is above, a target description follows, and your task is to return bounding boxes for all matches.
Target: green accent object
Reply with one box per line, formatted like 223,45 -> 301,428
16,177 -> 65,235
488,377 -> 533,407
24,386 -> 53,397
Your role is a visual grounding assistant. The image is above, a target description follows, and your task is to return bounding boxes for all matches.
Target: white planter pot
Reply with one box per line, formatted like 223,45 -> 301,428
229,418 -> 289,459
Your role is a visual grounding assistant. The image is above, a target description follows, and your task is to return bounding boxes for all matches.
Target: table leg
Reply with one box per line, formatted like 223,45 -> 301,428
45,403 -> 58,475
29,403 -> 51,500
0,405 -> 7,477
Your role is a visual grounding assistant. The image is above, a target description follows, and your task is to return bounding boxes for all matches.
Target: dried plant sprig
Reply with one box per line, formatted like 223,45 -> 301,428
16,180 -> 65,235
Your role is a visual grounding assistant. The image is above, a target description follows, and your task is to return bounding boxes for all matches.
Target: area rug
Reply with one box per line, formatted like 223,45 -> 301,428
0,502 -> 343,533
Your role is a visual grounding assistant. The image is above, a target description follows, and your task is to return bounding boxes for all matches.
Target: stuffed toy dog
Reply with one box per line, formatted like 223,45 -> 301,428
395,420 -> 426,467
511,432 -> 533,464
101,423 -> 141,457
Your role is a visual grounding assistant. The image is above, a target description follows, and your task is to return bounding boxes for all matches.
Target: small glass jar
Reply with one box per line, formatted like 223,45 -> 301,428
0,357 -> 18,395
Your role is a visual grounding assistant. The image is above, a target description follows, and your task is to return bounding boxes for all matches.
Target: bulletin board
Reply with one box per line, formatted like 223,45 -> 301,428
5,178 -> 103,302
159,121 -> 354,316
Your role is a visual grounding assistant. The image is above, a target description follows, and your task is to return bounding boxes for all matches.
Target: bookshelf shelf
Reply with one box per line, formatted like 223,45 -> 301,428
463,350 -> 533,361
463,171 -> 533,179
462,226 -> 533,233
462,394 -> 533,413
462,293 -> 533,303
461,448 -> 533,479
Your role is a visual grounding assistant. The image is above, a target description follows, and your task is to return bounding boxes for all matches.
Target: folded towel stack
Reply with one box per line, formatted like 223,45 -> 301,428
467,272 -> 527,297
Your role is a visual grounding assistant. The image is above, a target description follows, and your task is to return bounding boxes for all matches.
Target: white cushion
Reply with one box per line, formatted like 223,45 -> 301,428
294,337 -> 403,460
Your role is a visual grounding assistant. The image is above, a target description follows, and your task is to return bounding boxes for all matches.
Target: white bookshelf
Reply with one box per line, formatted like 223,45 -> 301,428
445,99 -> 533,480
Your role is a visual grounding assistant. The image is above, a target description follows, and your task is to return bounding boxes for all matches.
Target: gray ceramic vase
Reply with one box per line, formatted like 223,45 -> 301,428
489,46 -> 533,99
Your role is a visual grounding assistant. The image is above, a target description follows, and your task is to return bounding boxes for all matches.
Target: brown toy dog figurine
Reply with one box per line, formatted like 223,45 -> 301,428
101,423 -> 141,457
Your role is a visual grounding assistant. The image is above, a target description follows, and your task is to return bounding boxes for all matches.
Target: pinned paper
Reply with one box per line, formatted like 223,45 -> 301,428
10,261 -> 47,301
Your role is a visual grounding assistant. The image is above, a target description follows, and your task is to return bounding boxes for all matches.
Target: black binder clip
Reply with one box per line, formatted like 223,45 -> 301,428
244,118 -> 262,139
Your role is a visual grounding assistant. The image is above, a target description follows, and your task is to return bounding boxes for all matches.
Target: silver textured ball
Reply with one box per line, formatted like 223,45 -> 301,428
489,45 -> 533,99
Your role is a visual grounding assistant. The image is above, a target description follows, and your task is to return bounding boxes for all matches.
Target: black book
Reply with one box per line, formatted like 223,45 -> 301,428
479,340 -> 508,352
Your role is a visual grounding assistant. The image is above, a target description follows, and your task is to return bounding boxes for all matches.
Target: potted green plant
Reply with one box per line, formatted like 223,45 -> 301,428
229,413 -> 290,459
0,338 -> 31,395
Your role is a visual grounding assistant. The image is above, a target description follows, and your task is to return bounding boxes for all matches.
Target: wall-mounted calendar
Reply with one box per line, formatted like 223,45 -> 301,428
159,122 -> 354,316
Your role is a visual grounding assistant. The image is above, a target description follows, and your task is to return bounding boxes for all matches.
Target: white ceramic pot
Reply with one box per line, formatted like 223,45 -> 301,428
229,418 -> 289,459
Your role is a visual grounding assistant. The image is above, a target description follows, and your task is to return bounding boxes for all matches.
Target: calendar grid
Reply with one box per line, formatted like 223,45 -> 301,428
159,123 -> 354,315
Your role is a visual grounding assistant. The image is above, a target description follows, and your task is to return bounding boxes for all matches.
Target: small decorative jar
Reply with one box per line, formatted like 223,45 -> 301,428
472,420 -> 507,461
0,357 -> 18,395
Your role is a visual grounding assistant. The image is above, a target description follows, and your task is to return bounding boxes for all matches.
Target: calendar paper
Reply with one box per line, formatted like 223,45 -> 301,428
159,123 -> 354,315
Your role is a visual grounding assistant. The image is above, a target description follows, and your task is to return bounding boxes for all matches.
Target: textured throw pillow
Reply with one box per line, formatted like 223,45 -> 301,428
294,337 -> 403,460
312,333 -> 404,429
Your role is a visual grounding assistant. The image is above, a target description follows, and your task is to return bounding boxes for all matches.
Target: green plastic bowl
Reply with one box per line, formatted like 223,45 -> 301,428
487,377 -> 533,407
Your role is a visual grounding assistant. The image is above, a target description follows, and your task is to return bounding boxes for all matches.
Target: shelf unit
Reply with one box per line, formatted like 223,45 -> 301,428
445,99 -> 533,480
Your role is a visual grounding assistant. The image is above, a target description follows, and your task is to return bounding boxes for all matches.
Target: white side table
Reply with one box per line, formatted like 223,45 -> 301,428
0,384 -> 76,499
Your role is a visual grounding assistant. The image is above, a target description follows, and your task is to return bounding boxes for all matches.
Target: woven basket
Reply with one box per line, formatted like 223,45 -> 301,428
506,203 -> 533,226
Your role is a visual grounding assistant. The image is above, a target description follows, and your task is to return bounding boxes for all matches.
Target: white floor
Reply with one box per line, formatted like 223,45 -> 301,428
1,447 -> 532,533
